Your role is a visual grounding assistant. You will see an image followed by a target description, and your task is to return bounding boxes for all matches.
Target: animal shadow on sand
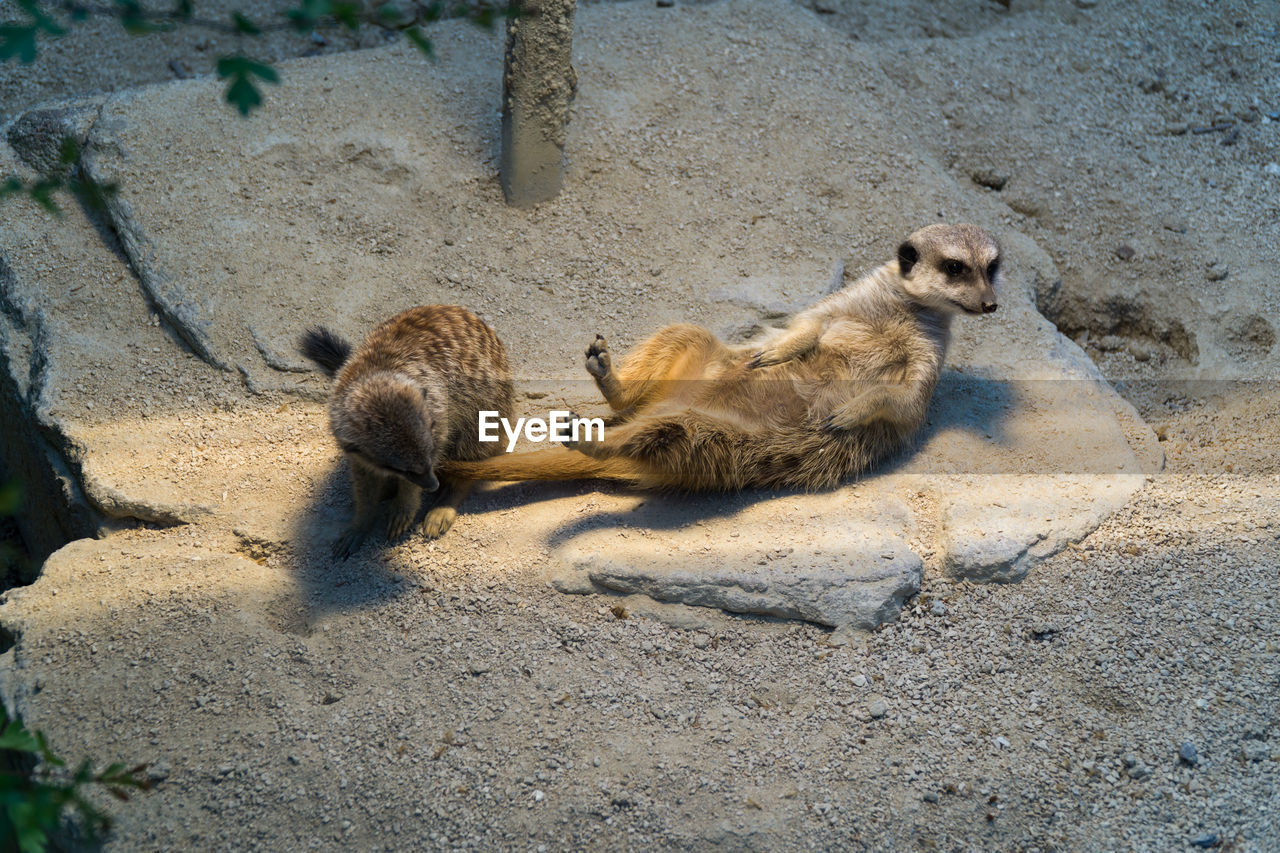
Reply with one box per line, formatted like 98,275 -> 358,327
288,462 -> 424,617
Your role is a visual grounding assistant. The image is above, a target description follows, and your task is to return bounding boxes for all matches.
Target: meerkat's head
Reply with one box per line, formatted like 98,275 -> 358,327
894,224 -> 1001,316
331,373 -> 440,491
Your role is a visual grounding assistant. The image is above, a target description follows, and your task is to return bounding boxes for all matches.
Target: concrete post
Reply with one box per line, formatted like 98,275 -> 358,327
499,0 -> 578,207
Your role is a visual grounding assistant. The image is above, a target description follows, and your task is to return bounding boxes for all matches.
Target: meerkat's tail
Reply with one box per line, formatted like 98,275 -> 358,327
299,326 -> 353,377
441,449 -> 646,485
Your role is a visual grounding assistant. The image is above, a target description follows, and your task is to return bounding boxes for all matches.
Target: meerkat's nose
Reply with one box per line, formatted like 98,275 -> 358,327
982,302 -> 999,314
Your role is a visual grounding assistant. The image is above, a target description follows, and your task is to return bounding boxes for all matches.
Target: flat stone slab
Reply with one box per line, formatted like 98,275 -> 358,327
551,487 -> 921,629
0,0 -> 1158,637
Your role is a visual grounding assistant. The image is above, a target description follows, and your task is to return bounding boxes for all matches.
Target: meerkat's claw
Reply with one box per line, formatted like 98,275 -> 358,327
748,350 -> 771,369
386,509 -> 416,541
820,414 -> 847,433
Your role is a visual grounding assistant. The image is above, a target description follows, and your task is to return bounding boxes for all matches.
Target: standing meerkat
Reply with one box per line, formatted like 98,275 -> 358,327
441,224 -> 999,491
300,305 -> 514,557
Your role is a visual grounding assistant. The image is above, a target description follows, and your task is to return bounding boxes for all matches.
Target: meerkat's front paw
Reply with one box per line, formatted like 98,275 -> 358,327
748,347 -> 783,369
585,335 -> 612,379
331,527 -> 367,560
386,506 -> 416,541
554,410 -> 587,451
422,506 -> 457,539
821,405 -> 871,433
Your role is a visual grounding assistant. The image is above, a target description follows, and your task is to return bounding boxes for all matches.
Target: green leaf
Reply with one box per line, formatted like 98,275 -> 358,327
71,176 -> 119,214
217,56 -> 280,116
404,27 -> 434,59
58,135 -> 81,166
34,730 -> 64,767
331,2 -> 361,29
0,718 -> 40,753
114,0 -> 164,34
286,0 -> 332,32
0,24 -> 39,63
231,12 -> 260,35
27,179 -> 62,215
18,1 -> 66,35
224,77 -> 262,116
11,803 -> 48,853
375,3 -> 408,25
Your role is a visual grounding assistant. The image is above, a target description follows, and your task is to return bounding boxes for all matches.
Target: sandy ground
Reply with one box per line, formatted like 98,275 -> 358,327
1,0 -> 1278,850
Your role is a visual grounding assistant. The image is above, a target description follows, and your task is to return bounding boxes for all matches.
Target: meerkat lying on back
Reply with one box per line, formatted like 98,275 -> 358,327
442,224 -> 999,491
300,305 -> 514,557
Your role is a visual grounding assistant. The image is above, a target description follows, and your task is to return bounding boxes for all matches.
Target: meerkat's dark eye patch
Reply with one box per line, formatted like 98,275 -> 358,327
941,259 -> 968,278
986,258 -> 1001,280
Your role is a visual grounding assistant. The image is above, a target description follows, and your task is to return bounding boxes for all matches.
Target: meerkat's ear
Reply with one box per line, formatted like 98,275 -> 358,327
897,241 -> 919,276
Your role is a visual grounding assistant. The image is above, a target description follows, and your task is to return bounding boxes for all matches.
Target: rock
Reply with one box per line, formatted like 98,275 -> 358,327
851,674 -> 867,688
5,98 -> 103,174
1265,162 -> 1280,177
1240,742 -> 1269,762
1179,741 -> 1198,766
1190,834 -> 1219,849
553,490 -> 922,630
930,599 -> 947,617
1115,244 -> 1136,261
970,167 -> 1009,191
922,792 -> 939,803
867,700 -> 887,719
1206,260 -> 1229,282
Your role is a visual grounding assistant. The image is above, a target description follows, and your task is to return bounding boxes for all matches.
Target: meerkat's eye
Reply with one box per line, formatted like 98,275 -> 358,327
941,259 -> 968,277
986,258 -> 1001,280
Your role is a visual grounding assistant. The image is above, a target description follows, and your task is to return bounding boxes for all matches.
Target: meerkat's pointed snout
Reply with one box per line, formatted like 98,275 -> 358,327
982,302 -> 998,314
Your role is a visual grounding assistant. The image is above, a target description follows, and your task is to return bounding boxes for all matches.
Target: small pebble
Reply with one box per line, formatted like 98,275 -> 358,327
1264,162 -> 1280,177
930,600 -> 947,617
1115,244 -> 1136,261
1179,741 -> 1198,766
868,699 -> 887,719
1126,763 -> 1152,780
1206,260 -> 1229,281
922,792 -> 939,804
851,674 -> 867,688
1190,834 -> 1218,849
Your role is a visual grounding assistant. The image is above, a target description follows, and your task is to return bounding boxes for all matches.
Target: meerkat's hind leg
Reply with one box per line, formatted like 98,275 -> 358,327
585,335 -> 628,410
422,477 -> 474,539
